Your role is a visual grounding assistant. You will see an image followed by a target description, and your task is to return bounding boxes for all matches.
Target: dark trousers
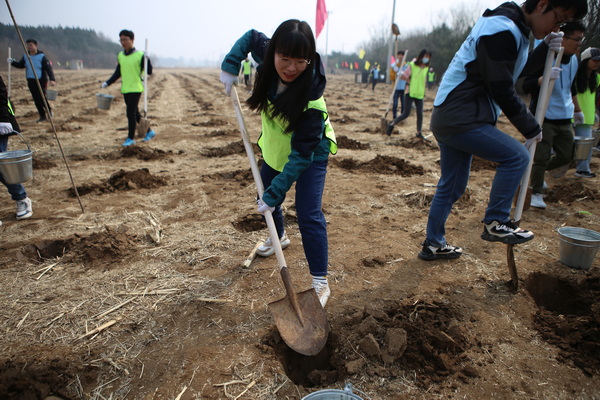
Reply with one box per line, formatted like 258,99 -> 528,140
260,160 -> 329,277
123,92 -> 142,140
27,78 -> 50,119
391,95 -> 424,133
392,89 -> 405,118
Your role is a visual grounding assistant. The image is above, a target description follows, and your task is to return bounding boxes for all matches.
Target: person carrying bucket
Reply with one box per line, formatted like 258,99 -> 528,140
220,19 -> 337,307
417,0 -> 588,261
101,29 -> 155,146
0,75 -> 33,223
7,39 -> 55,123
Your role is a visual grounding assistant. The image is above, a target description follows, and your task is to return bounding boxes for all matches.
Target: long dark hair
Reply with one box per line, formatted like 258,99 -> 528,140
247,19 -> 316,133
574,58 -> 599,94
415,49 -> 431,67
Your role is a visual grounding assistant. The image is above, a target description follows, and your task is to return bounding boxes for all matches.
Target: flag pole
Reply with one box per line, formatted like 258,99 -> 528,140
386,0 -> 397,84
7,46 -> 11,99
324,11 -> 330,71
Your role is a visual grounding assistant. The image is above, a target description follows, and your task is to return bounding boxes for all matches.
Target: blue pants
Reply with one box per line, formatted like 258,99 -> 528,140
0,135 -> 27,201
425,124 -> 530,248
260,160 -> 329,277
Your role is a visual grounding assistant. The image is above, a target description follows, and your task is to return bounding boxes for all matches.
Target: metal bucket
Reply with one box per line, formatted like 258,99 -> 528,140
96,93 -> 114,110
0,132 -> 33,184
46,89 -> 58,101
572,136 -> 595,160
592,129 -> 600,147
302,384 -> 365,400
557,227 -> 600,270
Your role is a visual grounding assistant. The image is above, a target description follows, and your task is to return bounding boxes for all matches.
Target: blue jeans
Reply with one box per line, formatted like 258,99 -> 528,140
260,160 -> 329,277
0,135 -> 27,201
574,124 -> 593,173
425,124 -> 530,247
392,89 -> 405,118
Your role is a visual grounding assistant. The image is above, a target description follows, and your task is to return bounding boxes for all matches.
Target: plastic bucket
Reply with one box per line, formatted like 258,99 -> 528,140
302,384 -> 364,400
572,136 -> 595,160
96,93 -> 114,110
46,89 -> 57,101
557,227 -> 600,270
0,132 -> 33,184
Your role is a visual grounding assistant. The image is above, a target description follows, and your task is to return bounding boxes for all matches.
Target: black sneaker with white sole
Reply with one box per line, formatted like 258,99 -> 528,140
481,220 -> 534,245
418,243 -> 463,261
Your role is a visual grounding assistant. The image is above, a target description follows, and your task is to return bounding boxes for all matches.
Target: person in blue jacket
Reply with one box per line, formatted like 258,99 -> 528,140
8,39 -> 55,122
0,76 -> 33,224
220,20 -> 337,307
418,0 -> 587,261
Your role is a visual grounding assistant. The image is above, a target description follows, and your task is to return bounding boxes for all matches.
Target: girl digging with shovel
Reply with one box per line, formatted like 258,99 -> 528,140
220,20 -> 337,308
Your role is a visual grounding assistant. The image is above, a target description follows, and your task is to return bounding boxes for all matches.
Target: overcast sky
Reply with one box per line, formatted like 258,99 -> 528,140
2,0 -> 502,64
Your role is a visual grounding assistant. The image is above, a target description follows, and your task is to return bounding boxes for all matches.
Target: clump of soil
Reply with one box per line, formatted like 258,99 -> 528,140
546,182 -> 598,203
117,146 -> 174,161
333,154 -> 425,176
387,137 -> 436,150
232,213 -> 265,232
525,271 -> 600,376
201,168 -> 253,183
336,135 -> 370,150
67,168 -> 168,197
33,157 -> 58,170
469,156 -> 498,172
202,140 -> 246,157
191,118 -> 228,127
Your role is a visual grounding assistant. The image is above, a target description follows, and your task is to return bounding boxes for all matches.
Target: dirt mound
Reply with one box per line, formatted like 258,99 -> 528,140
68,168 -> 168,196
19,226 -> 139,267
333,154 -> 425,176
546,181 -> 598,203
116,146 -> 174,161
202,140 -> 246,157
33,157 -> 58,170
387,136 -> 437,150
336,135 -> 370,150
525,271 -> 600,376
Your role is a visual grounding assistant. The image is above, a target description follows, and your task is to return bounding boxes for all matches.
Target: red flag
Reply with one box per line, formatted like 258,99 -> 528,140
316,0 -> 327,38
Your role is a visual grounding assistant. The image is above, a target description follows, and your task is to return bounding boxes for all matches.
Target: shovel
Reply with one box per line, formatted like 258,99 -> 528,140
381,50 -> 408,135
137,39 -> 151,138
508,46 -> 563,290
229,86 -> 329,356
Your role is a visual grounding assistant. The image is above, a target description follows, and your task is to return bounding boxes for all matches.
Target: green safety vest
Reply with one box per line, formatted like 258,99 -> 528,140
243,60 -> 251,75
428,71 -> 435,82
117,50 -> 145,93
408,62 -> 428,99
7,99 -> 14,115
258,96 -> 337,172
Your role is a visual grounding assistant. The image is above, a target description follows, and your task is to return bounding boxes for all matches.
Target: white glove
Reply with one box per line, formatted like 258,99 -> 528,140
549,66 -> 561,81
525,131 -> 543,150
0,122 -> 13,134
220,70 -> 238,96
6,58 -> 13,64
257,198 -> 275,215
573,111 -> 585,125
101,82 -> 108,88
544,31 -> 564,53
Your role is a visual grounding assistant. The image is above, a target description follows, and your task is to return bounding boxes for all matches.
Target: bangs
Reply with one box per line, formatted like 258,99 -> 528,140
274,30 -> 314,60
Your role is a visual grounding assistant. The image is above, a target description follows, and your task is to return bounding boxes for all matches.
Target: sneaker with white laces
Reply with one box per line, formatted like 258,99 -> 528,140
256,232 -> 290,257
481,220 -> 534,245
530,193 -> 547,209
418,243 -> 463,261
16,197 -> 32,220
312,278 -> 330,308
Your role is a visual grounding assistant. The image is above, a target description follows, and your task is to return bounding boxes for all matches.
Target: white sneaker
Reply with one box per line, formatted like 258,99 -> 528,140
256,232 -> 290,257
530,193 -> 546,209
16,197 -> 33,220
312,278 -> 330,308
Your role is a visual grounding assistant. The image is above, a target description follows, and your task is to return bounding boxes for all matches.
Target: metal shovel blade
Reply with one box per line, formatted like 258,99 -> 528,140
380,117 -> 389,135
268,269 -> 329,356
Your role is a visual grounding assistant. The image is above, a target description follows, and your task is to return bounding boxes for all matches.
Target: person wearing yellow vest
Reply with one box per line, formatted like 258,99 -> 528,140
242,58 -> 252,87
386,49 -> 432,141
102,29 -> 155,146
0,75 -> 33,224
427,68 -> 436,90
220,20 -> 337,308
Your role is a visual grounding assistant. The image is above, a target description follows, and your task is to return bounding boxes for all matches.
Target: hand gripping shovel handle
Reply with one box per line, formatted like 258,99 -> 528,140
513,46 -> 564,223
229,86 -> 304,316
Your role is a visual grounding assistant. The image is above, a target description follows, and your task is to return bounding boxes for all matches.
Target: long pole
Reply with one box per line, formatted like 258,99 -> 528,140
386,0 -> 397,84
7,46 -> 11,98
4,0 -> 84,213
324,11 -> 330,71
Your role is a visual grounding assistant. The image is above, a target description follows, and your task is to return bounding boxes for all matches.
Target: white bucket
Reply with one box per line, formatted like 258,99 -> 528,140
572,136 -> 595,160
302,384 -> 364,400
0,132 -> 33,184
96,93 -> 114,110
557,227 -> 600,270
46,89 -> 58,101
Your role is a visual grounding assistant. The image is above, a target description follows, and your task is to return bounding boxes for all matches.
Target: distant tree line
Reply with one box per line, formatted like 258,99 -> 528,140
0,23 -> 122,69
